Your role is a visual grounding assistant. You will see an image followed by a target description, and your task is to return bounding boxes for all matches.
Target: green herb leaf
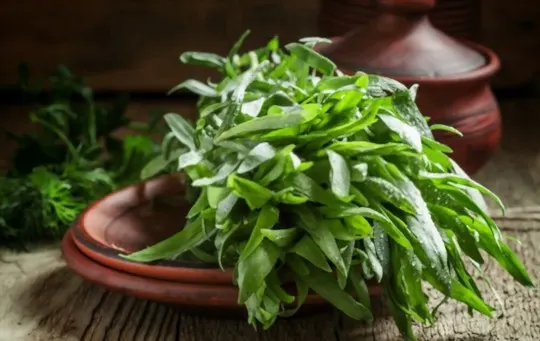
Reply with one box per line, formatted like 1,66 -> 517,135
429,124 -> 463,136
327,150 -> 351,200
288,256 -> 373,321
293,206 -> 346,276
379,114 -> 422,152
180,52 -> 225,69
187,189 -> 208,218
326,141 -> 411,157
364,238 -> 383,282
216,192 -> 239,223
178,150 -> 203,169
361,177 -> 416,215
392,90 -> 432,138
215,104 -> 320,142
290,235 -> 332,272
430,205 -> 484,264
192,161 -> 238,187
240,205 -> 279,260
419,171 -> 505,214
285,43 -> 336,76
164,113 -> 196,151
237,239 -> 281,304
227,174 -> 274,209
121,216 -> 212,262
260,227 -> 301,248
238,142 -> 276,174
397,178 -> 451,288
168,79 -> 219,97
140,148 -> 185,180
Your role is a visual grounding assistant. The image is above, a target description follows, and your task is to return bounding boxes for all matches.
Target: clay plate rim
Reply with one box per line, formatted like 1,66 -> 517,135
71,175 -> 234,285
72,221 -> 235,285
63,229 -> 335,309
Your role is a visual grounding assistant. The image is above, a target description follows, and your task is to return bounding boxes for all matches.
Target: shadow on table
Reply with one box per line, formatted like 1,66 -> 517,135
17,266 -> 344,341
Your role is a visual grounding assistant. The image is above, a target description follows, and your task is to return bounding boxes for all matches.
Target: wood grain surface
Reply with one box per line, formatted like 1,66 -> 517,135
0,209 -> 538,341
1,98 -> 540,340
1,93 -> 540,340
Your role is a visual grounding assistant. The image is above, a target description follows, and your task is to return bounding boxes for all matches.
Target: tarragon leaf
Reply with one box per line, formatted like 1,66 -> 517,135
326,141 -> 411,157
241,97 -> 266,117
179,52 -> 225,69
238,142 -> 276,174
366,75 -> 408,97
215,104 -> 319,142
430,123 -> 463,136
430,205 -> 484,265
397,177 -> 451,288
168,79 -> 219,97
293,206 -> 346,276
121,216 -> 212,262
260,228 -> 301,248
164,113 -> 196,151
140,148 -> 185,180
361,177 -> 416,215
240,205 -> 279,261
227,174 -> 274,209
178,150 -> 203,169
216,192 -> 238,223
288,256 -> 373,321
325,204 -> 412,250
392,90 -> 432,138
379,114 -> 422,152
327,150 -> 351,200
285,43 -> 336,76
461,216 -> 533,287
419,170 -> 504,214
298,37 -> 333,47
237,239 -> 280,304
290,235 -> 332,272
192,161 -> 237,187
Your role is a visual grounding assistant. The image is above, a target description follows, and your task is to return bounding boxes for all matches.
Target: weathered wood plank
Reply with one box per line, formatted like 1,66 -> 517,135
341,210 -> 540,340
0,246 -> 339,341
0,212 -> 538,341
1,98 -> 540,340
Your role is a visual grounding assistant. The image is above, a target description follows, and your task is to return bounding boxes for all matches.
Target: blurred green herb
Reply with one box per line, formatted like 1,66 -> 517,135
123,32 -> 533,339
0,65 -> 162,248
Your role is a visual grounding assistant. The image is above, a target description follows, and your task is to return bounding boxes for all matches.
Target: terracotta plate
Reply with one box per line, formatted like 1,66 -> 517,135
63,229 -> 333,316
70,175 -> 382,303
71,174 -> 235,285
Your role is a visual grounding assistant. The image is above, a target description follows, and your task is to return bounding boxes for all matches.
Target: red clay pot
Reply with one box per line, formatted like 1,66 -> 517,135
64,174 -> 383,315
318,0 -> 501,174
319,0 -> 482,41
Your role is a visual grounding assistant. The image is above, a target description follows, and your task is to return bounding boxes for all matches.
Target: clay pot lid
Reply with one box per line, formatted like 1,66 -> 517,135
320,0 -> 486,77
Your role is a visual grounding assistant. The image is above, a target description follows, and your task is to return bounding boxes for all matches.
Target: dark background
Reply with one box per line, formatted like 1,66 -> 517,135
1,0 -> 539,169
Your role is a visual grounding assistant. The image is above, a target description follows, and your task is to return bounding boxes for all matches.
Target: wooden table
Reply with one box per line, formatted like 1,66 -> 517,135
0,208 -> 538,341
1,98 -> 539,340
